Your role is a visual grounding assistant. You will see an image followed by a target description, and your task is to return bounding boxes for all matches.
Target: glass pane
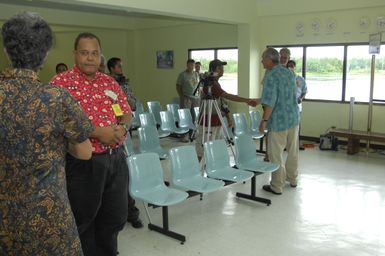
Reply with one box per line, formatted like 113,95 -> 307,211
275,47 -> 303,73
305,46 -> 344,101
346,45 -> 371,102
346,45 -> 385,103
217,49 -> 238,95
374,45 -> 385,102
190,50 -> 215,73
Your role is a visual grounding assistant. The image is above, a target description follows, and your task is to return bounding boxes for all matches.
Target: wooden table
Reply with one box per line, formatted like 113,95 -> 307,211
329,128 -> 385,154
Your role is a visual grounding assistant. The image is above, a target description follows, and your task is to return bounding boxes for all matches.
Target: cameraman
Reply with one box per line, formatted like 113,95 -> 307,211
195,59 -> 258,158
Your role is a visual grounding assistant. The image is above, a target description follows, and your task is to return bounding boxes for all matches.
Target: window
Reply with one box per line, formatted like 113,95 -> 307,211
346,45 -> 371,102
306,46 -> 344,101
276,47 -> 303,73
271,44 -> 385,103
346,45 -> 385,102
189,48 -> 238,94
190,50 -> 214,73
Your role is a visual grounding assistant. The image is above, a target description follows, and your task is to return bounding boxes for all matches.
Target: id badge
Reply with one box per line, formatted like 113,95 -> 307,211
111,103 -> 123,117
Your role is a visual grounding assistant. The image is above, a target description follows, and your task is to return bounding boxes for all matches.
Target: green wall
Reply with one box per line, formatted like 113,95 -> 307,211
1,2 -> 384,140
132,23 -> 238,108
257,6 -> 385,137
0,28 -> 134,84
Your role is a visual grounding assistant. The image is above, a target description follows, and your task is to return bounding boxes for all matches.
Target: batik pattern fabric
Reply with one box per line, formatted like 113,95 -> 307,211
0,69 -> 94,256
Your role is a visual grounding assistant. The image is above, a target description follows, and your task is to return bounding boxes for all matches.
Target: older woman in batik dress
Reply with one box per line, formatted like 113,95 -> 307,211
0,12 -> 93,255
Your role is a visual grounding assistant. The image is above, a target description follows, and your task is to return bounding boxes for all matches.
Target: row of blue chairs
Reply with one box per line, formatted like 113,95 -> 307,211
233,111 -> 264,139
131,101 -> 196,138
125,133 -> 279,243
131,100 -> 265,153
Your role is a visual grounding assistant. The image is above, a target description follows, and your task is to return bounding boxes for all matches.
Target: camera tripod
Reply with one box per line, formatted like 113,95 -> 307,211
190,85 -> 235,157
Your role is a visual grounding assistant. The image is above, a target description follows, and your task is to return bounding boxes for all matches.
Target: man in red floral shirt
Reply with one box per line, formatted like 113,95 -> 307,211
51,32 -> 132,256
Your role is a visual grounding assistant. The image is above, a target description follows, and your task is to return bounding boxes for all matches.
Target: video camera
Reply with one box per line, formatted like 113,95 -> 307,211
199,71 -> 219,87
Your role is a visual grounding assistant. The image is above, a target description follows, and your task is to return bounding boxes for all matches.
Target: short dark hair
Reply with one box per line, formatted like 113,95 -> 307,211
107,57 -> 121,73
209,59 -> 227,72
187,59 -> 195,64
287,60 -> 296,68
195,62 -> 201,65
1,12 -> 53,70
55,62 -> 68,73
74,32 -> 101,50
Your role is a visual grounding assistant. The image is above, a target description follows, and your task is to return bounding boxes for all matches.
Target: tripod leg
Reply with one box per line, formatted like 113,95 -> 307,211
212,99 -> 234,149
191,99 -> 205,141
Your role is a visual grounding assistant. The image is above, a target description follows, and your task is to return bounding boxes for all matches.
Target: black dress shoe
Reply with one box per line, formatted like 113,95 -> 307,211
290,184 -> 297,188
129,219 -> 144,229
299,146 -> 305,150
262,185 -> 282,195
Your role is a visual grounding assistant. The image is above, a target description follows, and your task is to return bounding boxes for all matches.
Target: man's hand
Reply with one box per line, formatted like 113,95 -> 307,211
93,125 -> 126,145
259,120 -> 267,134
247,98 -> 259,107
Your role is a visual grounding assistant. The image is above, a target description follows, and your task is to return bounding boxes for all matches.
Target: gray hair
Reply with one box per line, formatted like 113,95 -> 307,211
1,12 -> 53,71
263,47 -> 280,64
279,47 -> 291,56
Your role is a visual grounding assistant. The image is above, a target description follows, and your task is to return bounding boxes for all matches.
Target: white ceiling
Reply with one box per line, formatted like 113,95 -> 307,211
1,0 -> 385,30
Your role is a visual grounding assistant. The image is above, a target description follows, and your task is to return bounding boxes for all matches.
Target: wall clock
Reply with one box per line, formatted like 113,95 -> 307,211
311,18 -> 321,32
296,22 -> 304,36
359,16 -> 371,29
326,18 -> 337,32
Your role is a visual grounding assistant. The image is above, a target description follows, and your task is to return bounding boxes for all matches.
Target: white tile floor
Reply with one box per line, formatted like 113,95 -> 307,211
118,136 -> 385,256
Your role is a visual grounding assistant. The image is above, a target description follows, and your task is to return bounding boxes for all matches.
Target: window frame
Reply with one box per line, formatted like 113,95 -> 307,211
188,47 -> 238,94
269,42 -> 385,105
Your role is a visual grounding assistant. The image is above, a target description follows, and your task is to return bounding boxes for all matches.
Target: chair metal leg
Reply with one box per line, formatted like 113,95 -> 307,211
143,202 -> 152,223
236,175 -> 271,206
147,206 -> 186,244
256,137 -> 266,154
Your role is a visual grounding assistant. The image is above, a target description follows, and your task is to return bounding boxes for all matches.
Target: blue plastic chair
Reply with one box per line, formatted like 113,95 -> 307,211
233,112 -> 263,140
233,134 -> 280,205
234,134 -> 279,173
138,126 -> 169,159
249,110 -> 264,139
135,100 -> 144,113
166,103 -> 180,123
131,101 -> 145,129
178,108 -> 196,130
139,112 -> 156,127
139,112 -> 170,138
203,140 -> 254,183
147,101 -> 162,125
127,153 -> 188,243
160,111 -> 189,135
169,145 -> 224,194
221,116 -> 234,140
123,132 -> 136,156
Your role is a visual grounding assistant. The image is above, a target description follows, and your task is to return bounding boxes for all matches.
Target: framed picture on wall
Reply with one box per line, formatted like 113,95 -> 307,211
156,50 -> 174,69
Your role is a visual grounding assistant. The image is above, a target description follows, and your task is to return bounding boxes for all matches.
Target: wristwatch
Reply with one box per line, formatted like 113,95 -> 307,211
119,123 -> 130,134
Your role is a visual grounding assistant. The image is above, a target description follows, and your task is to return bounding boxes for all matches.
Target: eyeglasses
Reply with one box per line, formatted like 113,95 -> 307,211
77,50 -> 100,58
